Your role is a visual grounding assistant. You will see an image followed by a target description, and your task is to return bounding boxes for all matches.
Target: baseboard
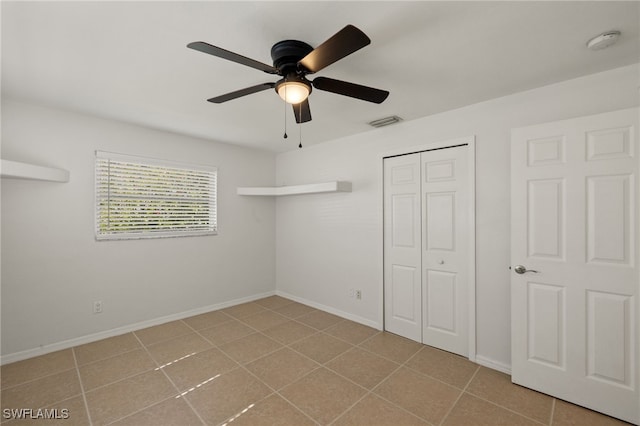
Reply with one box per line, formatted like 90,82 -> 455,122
0,290 -> 276,365
475,355 -> 512,375
275,290 -> 382,330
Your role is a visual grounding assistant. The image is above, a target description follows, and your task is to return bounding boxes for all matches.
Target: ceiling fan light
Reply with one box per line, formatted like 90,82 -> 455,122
277,81 -> 310,104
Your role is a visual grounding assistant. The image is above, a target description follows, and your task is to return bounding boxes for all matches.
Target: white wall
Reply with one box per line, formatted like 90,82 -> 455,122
275,64 -> 640,369
1,100 -> 276,358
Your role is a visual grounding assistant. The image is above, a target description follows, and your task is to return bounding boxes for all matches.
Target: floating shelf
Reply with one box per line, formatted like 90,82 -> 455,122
1,159 -> 70,182
237,181 -> 351,196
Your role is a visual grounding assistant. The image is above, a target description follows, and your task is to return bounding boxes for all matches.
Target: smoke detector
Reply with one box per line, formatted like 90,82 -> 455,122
587,31 -> 621,51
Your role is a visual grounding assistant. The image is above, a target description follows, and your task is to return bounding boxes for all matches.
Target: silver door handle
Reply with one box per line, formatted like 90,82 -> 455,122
513,265 -> 539,274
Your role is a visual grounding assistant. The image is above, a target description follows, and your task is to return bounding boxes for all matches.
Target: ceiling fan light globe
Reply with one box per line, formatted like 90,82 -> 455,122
277,81 -> 310,104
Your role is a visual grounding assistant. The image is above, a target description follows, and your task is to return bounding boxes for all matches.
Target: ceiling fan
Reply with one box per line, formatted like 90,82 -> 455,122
187,25 -> 389,124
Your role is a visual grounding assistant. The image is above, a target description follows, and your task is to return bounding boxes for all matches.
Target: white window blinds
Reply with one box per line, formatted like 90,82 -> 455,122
95,151 -> 217,240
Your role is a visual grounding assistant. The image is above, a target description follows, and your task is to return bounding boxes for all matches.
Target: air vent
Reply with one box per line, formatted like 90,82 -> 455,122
368,115 -> 403,128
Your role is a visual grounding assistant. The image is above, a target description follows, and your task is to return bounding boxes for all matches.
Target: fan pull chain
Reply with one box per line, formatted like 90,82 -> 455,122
283,86 -> 288,139
298,104 -> 303,149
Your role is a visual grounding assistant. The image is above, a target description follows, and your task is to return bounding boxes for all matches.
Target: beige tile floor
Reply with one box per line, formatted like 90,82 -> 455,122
0,296 -> 632,426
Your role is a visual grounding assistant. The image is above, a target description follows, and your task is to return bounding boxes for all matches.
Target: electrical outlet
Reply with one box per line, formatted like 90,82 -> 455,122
355,290 -> 362,300
93,301 -> 103,314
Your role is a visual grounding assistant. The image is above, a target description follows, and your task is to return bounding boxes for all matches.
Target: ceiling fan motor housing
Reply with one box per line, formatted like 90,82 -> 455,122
270,40 -> 314,74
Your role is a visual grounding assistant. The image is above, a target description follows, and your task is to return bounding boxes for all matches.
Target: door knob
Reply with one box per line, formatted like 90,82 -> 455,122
513,265 -> 539,274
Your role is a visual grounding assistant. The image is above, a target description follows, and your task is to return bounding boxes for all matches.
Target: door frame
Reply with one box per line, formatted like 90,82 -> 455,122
379,135 -> 477,361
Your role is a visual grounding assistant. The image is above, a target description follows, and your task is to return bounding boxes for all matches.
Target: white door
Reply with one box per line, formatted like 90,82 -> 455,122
384,153 -> 422,341
422,146 -> 468,356
511,108 -> 639,423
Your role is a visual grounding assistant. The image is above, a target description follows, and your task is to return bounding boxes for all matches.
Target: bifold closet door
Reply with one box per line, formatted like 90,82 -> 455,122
384,146 -> 469,357
383,153 -> 422,342
421,146 -> 468,356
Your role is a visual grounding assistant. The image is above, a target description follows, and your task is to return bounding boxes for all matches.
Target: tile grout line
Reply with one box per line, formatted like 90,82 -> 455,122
199,316 -> 349,370
219,331 -> 287,366
206,314 -> 362,426
242,313 -> 438,425
281,331 -> 366,376
360,343 -> 474,393
399,363 -> 476,392
130,331 -> 208,426
234,360 -> 322,426
463,387 -> 550,425
371,342 -> 551,426
0,365 -> 79,392
355,334 -> 423,365
60,300 -> 292,425
71,347 -> 94,426
437,364 -> 481,426
328,343 -> 435,425
101,394 -> 202,426
363,392 -> 439,426
182,323 -> 307,426
266,362 -> 327,426
186,310 -> 342,393
75,344 -> 144,369
549,398 -> 556,425
208,328 -> 323,426
182,310 -> 236,329
2,357 -> 96,423
186,300 -> 378,370
134,319 -> 199,348
235,298 -> 325,424
347,346 -> 437,426
75,362 -> 159,394
330,341 -> 477,426
273,388 -> 323,426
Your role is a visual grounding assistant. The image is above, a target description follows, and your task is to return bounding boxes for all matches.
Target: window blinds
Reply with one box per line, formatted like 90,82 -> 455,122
95,151 -> 217,240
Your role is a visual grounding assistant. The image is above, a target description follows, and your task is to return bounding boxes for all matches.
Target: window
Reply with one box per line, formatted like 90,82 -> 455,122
95,151 -> 217,240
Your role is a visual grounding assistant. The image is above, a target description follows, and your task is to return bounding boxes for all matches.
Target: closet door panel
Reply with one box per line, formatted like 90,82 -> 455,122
384,154 -> 422,341
421,146 -> 469,356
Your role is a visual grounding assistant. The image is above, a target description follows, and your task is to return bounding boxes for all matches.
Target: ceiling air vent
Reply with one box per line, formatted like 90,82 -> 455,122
368,115 -> 403,128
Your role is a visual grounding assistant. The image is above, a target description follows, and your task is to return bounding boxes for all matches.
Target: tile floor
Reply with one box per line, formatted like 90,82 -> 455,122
0,296 -> 631,425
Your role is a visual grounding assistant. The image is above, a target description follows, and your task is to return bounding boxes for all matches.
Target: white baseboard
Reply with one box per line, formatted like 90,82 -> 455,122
0,290 -> 276,365
275,290 -> 382,330
475,355 -> 512,375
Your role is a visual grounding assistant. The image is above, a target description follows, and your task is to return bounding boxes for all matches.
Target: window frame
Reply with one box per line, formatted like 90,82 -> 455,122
94,151 -> 218,241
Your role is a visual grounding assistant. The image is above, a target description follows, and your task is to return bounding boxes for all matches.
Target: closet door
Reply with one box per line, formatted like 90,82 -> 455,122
383,153 -> 422,341
421,146 -> 469,356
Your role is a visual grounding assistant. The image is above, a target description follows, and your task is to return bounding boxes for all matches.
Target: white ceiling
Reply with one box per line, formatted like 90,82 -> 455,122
2,1 -> 638,152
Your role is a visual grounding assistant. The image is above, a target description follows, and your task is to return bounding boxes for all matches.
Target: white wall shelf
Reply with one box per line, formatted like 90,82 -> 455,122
1,159 -> 70,182
237,181 -> 351,196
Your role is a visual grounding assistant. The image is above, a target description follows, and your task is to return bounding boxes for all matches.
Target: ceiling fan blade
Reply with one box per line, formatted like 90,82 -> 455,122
188,41 -> 278,74
207,83 -> 275,103
293,99 -> 311,123
298,25 -> 370,73
313,77 -> 389,104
